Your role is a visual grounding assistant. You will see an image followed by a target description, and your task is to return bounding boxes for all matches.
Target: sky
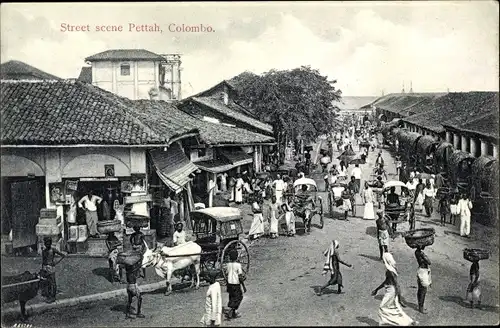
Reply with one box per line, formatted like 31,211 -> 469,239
1,1 -> 498,97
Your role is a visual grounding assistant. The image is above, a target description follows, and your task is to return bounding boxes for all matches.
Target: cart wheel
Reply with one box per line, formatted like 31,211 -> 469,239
221,240 -> 250,281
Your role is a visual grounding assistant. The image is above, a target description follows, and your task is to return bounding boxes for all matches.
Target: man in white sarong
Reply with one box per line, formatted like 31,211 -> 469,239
200,271 -> 222,326
249,202 -> 264,240
415,245 -> 432,314
281,203 -> 295,236
234,174 -> 244,204
458,193 -> 473,238
268,196 -> 280,239
273,174 -> 285,204
362,182 -> 375,220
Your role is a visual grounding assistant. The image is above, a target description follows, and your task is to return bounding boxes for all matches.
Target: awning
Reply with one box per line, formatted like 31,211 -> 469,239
149,144 -> 198,193
196,159 -> 238,174
220,148 -> 253,167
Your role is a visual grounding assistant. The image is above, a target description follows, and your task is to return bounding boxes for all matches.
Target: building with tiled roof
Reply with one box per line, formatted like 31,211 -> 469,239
83,49 -> 182,101
0,78 -> 204,251
0,60 -> 61,80
0,80 -> 196,146
370,93 -> 447,122
398,91 -> 499,158
179,81 -> 273,136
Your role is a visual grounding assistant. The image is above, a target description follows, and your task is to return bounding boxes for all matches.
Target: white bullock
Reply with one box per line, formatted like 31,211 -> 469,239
141,241 -> 201,295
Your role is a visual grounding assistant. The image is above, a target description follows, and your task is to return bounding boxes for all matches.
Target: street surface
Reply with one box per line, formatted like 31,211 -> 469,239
2,142 -> 499,327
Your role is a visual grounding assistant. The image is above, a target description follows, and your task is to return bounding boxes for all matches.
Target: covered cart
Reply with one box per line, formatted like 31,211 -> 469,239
398,131 -> 423,166
290,178 -> 324,232
448,150 -> 475,193
433,142 -> 454,174
470,156 -> 499,226
382,180 -> 415,231
191,207 -> 250,283
416,135 -> 440,173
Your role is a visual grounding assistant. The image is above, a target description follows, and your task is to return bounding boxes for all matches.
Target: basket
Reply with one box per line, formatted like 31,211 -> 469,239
125,215 -> 149,228
463,248 -> 489,262
404,228 -> 435,249
117,250 -> 142,266
97,220 -> 122,234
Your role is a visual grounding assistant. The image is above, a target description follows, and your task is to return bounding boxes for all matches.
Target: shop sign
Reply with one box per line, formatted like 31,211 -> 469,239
124,194 -> 153,204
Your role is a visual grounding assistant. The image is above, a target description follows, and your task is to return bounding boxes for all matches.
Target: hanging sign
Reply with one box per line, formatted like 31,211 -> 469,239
124,194 -> 153,204
49,183 -> 65,204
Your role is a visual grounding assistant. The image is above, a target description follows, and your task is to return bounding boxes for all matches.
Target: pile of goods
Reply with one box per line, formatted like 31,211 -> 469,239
404,228 -> 435,249
36,209 -> 63,254
97,219 -> 122,234
117,250 -> 143,266
463,248 -> 490,262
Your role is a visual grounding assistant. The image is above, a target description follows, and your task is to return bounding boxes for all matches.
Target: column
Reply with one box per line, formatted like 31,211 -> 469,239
480,139 -> 488,157
493,144 -> 498,158
470,137 -> 479,157
446,131 -> 452,144
453,133 -> 460,150
253,146 -> 258,172
461,135 -> 468,152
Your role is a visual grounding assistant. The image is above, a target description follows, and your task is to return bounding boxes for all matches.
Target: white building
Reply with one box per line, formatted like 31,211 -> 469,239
78,49 -> 182,101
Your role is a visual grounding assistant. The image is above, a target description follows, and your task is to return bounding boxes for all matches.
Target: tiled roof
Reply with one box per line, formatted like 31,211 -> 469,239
448,112 -> 499,140
0,80 -> 197,146
336,96 -> 379,110
77,67 -> 92,83
403,92 -> 498,134
0,60 -> 61,80
191,96 -> 274,135
131,100 -> 275,145
372,93 -> 446,116
85,49 -> 165,62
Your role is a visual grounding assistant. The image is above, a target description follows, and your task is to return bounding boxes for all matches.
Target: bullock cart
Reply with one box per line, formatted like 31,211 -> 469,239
141,207 -> 250,295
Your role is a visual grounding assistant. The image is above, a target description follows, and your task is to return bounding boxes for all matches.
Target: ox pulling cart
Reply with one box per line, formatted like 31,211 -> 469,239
140,207 -> 249,295
382,180 -> 415,233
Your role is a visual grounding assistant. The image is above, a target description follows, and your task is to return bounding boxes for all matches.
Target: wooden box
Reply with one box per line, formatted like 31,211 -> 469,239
39,216 -> 62,226
40,209 -> 57,219
86,237 -> 108,256
36,223 -> 62,236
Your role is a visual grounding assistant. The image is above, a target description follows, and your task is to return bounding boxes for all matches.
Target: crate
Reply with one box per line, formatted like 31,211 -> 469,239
86,237 -> 108,256
39,216 -> 62,226
40,209 -> 57,219
77,225 -> 88,241
68,225 -> 79,242
68,240 -> 89,254
36,223 -> 62,236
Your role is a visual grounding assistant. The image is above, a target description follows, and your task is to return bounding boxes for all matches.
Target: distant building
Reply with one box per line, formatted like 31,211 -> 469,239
81,49 -> 182,101
0,60 -> 61,80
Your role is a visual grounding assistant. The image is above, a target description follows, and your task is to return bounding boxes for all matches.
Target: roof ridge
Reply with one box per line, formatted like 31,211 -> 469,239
1,79 -> 73,84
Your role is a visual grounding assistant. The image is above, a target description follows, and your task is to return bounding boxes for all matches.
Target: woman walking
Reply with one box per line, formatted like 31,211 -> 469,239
362,182 -> 376,220
414,179 -> 425,213
249,201 -> 264,240
317,240 -> 353,296
372,253 -> 416,326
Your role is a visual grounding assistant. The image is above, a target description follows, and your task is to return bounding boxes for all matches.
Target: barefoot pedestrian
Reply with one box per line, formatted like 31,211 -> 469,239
125,260 -> 144,319
415,246 -> 432,314
41,237 -> 66,303
225,249 -> 246,319
317,240 -> 353,295
376,210 -> 392,260
200,271 -> 222,326
466,260 -> 481,309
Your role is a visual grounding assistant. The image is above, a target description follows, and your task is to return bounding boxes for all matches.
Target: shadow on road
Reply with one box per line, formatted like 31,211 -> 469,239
356,316 -> 379,326
438,295 -> 499,313
444,231 -> 461,237
365,226 -> 378,238
359,254 -> 381,262
92,267 -> 112,283
310,285 -> 337,295
110,304 -> 129,314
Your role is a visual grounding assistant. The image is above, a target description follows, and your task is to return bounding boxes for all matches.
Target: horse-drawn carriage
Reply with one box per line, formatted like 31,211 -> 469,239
287,178 -> 324,232
382,181 -> 415,231
141,207 -> 249,295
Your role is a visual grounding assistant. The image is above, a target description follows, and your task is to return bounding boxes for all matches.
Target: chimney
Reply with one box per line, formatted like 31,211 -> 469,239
223,83 -> 229,105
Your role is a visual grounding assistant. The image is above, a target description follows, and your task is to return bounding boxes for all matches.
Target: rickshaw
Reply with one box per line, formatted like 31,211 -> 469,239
382,180 -> 415,232
289,178 -> 324,232
191,207 -> 250,283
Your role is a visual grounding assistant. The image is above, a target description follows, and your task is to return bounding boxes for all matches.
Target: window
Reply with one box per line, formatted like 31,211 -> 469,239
120,64 -> 131,76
